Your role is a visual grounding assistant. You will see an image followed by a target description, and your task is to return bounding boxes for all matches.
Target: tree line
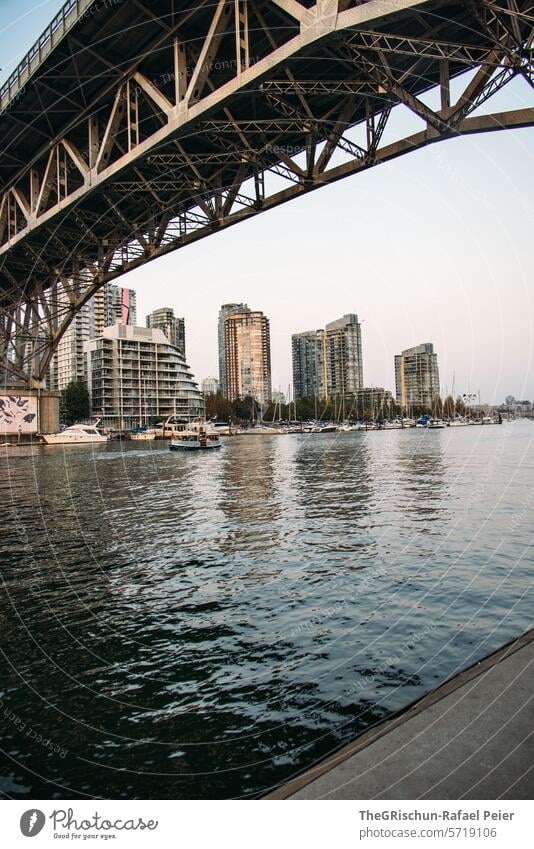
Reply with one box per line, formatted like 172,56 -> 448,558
60,381 -> 471,426
205,393 -> 469,424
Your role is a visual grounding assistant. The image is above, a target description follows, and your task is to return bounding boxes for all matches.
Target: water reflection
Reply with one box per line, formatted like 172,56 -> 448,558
0,425 -> 533,799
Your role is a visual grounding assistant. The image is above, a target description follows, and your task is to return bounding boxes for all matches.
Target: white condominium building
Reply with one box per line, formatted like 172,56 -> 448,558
84,324 -> 204,428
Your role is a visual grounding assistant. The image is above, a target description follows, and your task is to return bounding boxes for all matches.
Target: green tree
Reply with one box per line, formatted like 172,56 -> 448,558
433,396 -> 444,418
61,380 -> 90,425
455,396 -> 466,416
205,393 -> 234,423
443,395 -> 455,418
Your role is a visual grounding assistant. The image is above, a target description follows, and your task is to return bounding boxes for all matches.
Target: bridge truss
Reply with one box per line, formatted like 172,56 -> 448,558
0,0 -> 532,384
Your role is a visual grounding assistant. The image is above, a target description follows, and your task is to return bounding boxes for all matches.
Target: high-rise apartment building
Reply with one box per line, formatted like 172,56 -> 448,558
292,314 -> 363,401
395,343 -> 440,411
84,325 -> 204,428
292,330 -> 327,401
50,283 -> 136,391
218,303 -> 247,398
202,376 -> 220,396
51,297 -> 91,391
109,286 -> 137,327
325,314 -> 364,398
146,308 -> 185,358
221,305 -> 272,405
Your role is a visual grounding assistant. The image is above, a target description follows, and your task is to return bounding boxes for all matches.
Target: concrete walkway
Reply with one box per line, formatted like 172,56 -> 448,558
267,630 -> 534,800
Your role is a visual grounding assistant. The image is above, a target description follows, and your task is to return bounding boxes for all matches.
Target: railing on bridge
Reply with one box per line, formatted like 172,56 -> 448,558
0,0 -> 95,113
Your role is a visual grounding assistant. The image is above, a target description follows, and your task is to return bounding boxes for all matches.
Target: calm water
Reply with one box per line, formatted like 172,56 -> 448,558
0,422 -> 533,799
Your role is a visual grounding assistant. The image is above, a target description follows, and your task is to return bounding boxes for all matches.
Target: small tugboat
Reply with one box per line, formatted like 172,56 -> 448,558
170,426 -> 221,451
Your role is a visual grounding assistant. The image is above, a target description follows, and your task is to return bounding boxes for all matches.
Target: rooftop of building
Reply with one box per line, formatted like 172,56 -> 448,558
398,343 -> 435,357
84,323 -> 174,350
325,314 -> 360,332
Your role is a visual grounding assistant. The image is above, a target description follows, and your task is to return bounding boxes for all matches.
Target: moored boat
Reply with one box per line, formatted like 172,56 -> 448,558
416,415 -> 430,428
42,421 -> 108,445
130,428 -> 157,441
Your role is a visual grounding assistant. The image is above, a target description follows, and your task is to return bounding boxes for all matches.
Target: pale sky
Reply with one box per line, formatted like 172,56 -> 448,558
1,0 -> 533,403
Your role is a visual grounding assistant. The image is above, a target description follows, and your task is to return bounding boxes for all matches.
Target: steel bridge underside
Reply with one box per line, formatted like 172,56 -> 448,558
0,0 -> 533,383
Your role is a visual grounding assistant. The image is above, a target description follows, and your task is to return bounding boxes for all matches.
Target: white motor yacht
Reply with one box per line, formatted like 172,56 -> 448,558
42,422 -> 108,445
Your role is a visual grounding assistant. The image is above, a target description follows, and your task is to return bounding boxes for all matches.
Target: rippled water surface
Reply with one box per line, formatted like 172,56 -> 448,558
1,422 -> 533,799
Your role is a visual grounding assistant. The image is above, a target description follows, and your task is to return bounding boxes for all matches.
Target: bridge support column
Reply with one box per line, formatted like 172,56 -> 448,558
0,386 -> 60,441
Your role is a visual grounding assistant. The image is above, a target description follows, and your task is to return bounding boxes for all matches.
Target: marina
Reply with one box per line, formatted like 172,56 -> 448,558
4,414 -> 506,447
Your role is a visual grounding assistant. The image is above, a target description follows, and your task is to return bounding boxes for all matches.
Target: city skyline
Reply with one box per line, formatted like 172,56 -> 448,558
57,280 -> 524,407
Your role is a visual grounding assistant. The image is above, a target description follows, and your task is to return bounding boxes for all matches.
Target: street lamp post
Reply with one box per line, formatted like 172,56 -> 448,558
463,393 -> 477,420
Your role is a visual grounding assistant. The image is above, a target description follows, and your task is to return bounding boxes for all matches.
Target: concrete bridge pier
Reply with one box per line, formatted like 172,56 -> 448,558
0,384 -> 60,442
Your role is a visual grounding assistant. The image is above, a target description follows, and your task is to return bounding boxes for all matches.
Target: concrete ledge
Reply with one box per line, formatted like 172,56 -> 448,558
265,628 -> 534,800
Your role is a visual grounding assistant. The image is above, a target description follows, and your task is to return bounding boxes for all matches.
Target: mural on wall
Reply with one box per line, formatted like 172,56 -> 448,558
0,396 -> 38,434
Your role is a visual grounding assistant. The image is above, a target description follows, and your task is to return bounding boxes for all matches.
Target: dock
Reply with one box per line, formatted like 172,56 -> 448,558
266,629 -> 534,800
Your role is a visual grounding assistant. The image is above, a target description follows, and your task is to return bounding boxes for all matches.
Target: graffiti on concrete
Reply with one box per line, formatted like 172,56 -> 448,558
0,396 -> 38,433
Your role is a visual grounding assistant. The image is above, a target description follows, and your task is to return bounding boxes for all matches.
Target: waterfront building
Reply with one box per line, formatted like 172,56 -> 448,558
50,283 -> 136,391
395,343 -> 440,411
146,307 -> 185,358
202,376 -> 220,396
292,330 -> 327,401
292,314 -> 363,403
84,324 -> 204,428
218,303 -> 247,398
325,314 -> 363,399
221,305 -> 272,405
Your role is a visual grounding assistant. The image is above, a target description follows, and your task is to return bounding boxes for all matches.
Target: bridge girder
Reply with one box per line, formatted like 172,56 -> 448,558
0,0 -> 532,384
